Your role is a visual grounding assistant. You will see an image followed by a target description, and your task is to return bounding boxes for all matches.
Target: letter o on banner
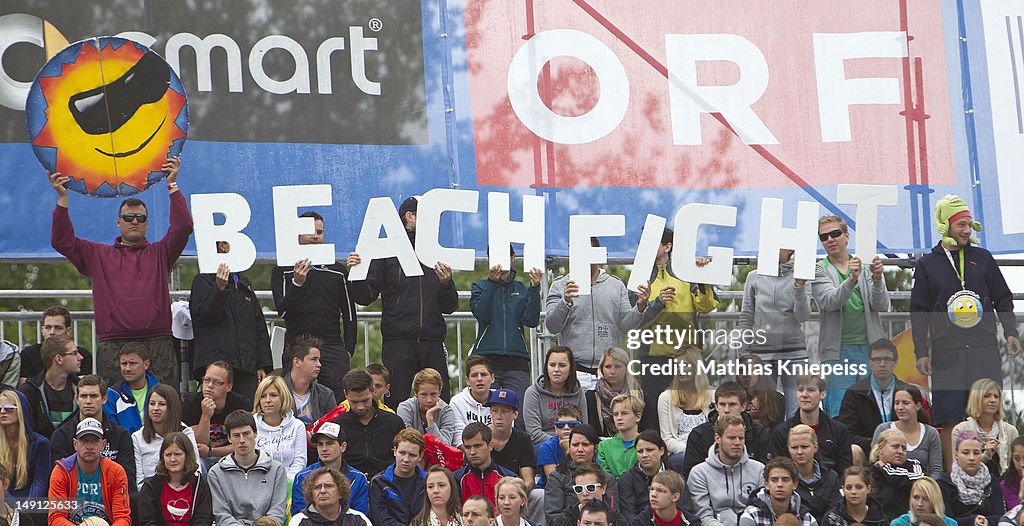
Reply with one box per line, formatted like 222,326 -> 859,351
507,29 -> 629,145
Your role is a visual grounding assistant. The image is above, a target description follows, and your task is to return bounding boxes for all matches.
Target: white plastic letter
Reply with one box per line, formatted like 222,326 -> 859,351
416,189 -> 479,271
756,198 -> 819,280
192,193 -> 257,273
487,193 -> 546,273
836,184 -> 899,259
273,185 -> 335,267
627,215 -> 667,292
813,32 -> 908,142
508,29 -> 629,144
664,34 -> 778,145
569,215 -> 625,296
671,204 -> 736,286
349,197 -> 422,280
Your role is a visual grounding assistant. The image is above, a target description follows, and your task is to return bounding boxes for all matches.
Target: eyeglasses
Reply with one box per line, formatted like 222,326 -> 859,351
120,213 -> 148,223
554,420 -> 581,429
818,229 -> 844,242
202,378 -> 226,387
61,351 -> 81,356
314,482 -> 337,491
572,483 -> 602,494
0,405 -> 16,413
869,356 -> 896,364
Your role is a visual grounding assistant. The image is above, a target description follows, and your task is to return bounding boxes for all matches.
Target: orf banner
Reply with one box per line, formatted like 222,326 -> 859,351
0,0 -> 1021,258
459,0 -> 980,255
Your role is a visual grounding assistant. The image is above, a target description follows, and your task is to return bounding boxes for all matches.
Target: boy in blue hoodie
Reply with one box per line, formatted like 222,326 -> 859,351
102,342 -> 158,433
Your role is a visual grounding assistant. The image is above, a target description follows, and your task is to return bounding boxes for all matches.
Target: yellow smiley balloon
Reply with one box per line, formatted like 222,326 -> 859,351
26,36 -> 188,197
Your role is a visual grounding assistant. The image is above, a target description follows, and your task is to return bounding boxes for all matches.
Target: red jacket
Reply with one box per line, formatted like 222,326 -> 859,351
453,462 -> 517,507
51,190 -> 193,341
48,455 -> 131,526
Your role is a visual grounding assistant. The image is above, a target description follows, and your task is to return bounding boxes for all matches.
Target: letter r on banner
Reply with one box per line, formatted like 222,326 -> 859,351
191,193 -> 257,273
664,34 -> 778,146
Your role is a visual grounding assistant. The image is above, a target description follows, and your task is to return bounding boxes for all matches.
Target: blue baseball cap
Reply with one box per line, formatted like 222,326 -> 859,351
485,388 -> 519,410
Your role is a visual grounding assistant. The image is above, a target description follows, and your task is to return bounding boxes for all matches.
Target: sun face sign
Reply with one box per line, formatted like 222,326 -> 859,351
26,36 -> 188,197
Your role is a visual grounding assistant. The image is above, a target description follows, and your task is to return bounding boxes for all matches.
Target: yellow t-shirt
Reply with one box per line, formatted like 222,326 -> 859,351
643,265 -> 718,356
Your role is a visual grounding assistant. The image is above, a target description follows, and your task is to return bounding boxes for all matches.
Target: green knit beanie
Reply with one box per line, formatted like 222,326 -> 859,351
934,194 -> 981,248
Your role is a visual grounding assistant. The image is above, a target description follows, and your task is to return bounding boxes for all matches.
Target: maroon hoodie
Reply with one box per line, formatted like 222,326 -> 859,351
51,191 -> 193,341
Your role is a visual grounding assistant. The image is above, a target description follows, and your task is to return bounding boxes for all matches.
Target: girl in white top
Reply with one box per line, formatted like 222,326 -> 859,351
871,384 -> 943,479
657,346 -> 710,470
253,374 -> 307,479
952,378 -> 1019,475
496,476 -> 533,526
132,384 -> 202,489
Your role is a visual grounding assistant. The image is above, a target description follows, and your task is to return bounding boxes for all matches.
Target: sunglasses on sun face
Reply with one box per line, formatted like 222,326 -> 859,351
818,229 -> 844,242
554,420 -> 581,429
0,405 -> 16,412
120,214 -> 148,224
572,483 -> 602,494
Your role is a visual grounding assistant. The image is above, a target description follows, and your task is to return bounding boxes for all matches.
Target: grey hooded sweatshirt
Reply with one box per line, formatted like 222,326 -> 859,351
738,259 -> 812,357
545,270 -> 644,369
396,397 -> 460,446
523,375 -> 589,447
687,444 -> 765,526
208,449 -> 289,526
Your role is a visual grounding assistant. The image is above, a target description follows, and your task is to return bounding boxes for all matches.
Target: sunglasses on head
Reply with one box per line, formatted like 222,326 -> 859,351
554,420 -> 581,429
818,229 -> 844,242
572,483 -> 602,494
120,213 -> 148,224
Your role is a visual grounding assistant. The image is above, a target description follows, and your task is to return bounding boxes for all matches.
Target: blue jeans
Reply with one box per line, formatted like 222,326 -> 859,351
822,344 -> 870,417
493,368 -> 531,429
668,452 -> 686,474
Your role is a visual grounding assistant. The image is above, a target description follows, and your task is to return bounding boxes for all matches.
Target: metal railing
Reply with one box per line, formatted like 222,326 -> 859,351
4,296 -> 1023,393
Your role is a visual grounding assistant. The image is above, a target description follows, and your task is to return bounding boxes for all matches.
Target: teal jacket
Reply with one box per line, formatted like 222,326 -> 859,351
470,271 -> 541,361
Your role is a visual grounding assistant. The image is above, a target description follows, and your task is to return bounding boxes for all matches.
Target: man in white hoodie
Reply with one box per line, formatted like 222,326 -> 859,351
688,414 -> 765,526
545,238 -> 649,390
449,355 -> 495,447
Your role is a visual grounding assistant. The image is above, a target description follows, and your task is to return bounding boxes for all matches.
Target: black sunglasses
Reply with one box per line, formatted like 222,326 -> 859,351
818,229 -> 844,242
120,214 -> 148,223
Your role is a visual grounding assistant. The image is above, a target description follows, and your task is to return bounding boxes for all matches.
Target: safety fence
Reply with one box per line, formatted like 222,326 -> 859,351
4,289 -> 1022,393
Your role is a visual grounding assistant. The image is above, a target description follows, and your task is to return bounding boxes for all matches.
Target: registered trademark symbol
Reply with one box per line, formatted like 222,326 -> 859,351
369,18 -> 383,32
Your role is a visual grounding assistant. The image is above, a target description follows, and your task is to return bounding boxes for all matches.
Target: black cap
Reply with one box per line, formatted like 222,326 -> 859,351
399,196 -> 418,218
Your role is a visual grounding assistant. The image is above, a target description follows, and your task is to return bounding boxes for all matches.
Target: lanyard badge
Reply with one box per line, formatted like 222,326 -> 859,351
948,289 -> 982,329
944,248 -> 982,329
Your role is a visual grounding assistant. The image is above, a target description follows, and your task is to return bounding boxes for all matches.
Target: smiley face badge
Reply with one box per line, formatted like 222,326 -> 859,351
947,289 -> 983,329
26,36 -> 188,197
